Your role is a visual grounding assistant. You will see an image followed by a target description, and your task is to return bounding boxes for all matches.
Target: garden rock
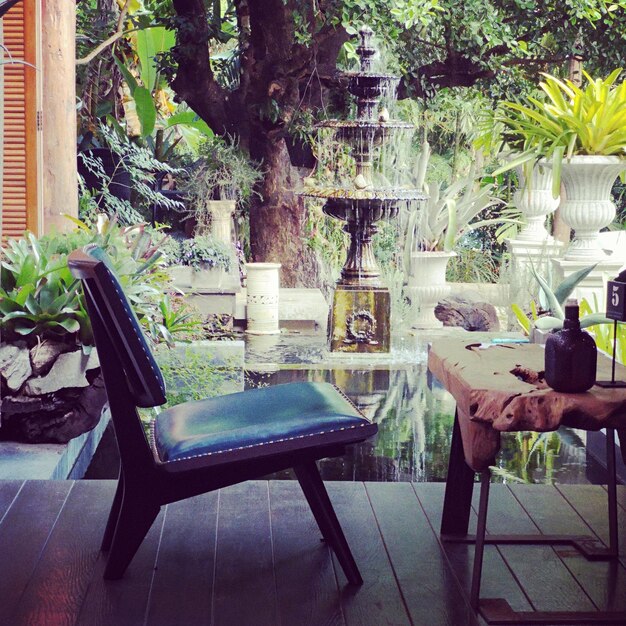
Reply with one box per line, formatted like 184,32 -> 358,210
24,350 -> 92,396
0,374 -> 106,443
0,342 -> 32,391
0,344 -> 106,443
435,295 -> 499,332
30,340 -> 69,376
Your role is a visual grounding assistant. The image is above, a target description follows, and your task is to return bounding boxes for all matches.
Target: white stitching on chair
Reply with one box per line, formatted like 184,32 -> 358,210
153,421 -> 372,464
110,279 -> 164,390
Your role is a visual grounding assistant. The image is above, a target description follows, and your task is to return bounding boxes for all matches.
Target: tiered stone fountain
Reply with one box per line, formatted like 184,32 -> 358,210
303,26 -> 423,353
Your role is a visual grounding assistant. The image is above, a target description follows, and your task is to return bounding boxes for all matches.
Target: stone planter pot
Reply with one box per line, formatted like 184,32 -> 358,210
514,161 -> 560,242
169,264 -> 226,289
208,200 -> 236,246
405,251 -> 456,329
245,262 -> 281,334
554,156 -> 626,261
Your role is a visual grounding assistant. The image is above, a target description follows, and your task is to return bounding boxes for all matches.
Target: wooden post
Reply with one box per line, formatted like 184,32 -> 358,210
41,0 -> 77,233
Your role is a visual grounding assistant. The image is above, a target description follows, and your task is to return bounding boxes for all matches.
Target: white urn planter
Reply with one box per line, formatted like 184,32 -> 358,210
513,162 -> 560,242
405,251 -> 456,329
245,262 -> 281,334
555,156 -> 626,261
208,200 -> 236,246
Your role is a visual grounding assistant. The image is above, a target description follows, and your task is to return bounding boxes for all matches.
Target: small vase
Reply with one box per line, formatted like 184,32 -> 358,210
513,161 -> 560,242
405,251 -> 456,329
556,156 -> 626,261
245,262 -> 281,334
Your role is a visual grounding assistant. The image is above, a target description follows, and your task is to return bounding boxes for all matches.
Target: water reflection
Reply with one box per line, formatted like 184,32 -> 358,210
245,365 -> 591,484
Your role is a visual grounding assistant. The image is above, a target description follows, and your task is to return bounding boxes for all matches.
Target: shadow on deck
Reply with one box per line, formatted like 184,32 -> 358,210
0,480 -> 625,625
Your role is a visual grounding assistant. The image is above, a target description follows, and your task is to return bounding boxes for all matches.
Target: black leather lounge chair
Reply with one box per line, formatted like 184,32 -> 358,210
68,246 -> 377,584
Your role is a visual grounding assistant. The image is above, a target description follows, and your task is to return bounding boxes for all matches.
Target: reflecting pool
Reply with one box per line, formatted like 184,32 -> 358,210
244,331 -> 595,484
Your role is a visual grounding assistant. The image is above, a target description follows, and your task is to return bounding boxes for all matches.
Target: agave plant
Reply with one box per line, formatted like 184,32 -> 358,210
511,263 -> 611,332
401,141 -> 516,274
495,70 -> 626,196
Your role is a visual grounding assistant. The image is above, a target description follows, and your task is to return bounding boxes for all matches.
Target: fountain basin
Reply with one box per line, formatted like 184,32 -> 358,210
302,187 -> 425,222
343,72 -> 400,100
316,119 -> 414,147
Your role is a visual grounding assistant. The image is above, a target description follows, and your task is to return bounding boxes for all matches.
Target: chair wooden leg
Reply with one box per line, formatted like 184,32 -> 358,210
101,472 -> 124,552
294,462 -> 363,586
103,494 -> 160,580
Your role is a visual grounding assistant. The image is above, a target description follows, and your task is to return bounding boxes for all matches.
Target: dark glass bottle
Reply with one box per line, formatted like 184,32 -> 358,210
544,300 -> 597,393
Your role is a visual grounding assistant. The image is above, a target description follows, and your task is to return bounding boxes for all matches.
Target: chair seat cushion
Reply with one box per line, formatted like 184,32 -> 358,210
152,382 -> 377,471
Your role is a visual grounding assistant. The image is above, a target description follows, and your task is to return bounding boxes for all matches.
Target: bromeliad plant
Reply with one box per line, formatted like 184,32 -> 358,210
0,234 -> 92,344
0,217 -> 198,348
511,264 -> 611,333
495,70 -> 626,196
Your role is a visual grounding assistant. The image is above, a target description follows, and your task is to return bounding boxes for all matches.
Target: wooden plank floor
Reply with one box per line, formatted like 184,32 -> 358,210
0,481 -> 625,626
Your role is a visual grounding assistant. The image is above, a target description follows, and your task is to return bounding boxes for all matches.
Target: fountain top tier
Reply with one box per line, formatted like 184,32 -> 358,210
340,25 -> 401,121
301,25 -> 424,217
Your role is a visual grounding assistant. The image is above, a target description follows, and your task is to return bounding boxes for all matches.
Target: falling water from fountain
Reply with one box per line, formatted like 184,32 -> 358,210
301,25 -> 425,353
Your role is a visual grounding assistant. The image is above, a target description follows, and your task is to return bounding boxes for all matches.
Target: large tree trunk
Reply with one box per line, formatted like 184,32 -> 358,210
170,0 -> 345,287
249,132 -> 320,287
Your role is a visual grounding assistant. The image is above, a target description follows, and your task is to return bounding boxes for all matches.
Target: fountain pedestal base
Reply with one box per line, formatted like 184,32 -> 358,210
329,285 -> 390,353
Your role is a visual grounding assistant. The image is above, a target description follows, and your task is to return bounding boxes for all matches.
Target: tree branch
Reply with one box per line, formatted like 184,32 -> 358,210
76,0 -> 130,66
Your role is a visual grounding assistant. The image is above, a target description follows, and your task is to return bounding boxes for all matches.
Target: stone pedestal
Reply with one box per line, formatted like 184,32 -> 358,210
552,256 -> 625,307
507,238 -> 564,276
208,200 -> 236,246
329,286 -> 390,353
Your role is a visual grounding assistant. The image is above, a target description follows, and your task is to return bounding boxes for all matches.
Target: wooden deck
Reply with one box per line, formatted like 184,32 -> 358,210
0,480 -> 625,626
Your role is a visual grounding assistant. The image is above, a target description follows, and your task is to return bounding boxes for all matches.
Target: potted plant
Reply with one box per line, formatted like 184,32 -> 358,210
182,137 -> 263,243
495,70 -> 626,261
402,144 -> 512,328
0,218 -> 192,442
511,263 -> 611,342
164,235 -> 233,289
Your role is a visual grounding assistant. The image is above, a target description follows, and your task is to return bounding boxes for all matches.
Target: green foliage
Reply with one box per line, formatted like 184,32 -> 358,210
0,218 -> 196,348
581,297 -> 626,363
495,70 -> 626,195
402,141 -> 511,260
514,263 -> 612,331
181,137 -> 263,234
79,125 -> 184,225
177,236 -> 232,271
143,295 -> 201,347
446,246 -> 501,284
0,234 -> 92,344
154,345 -> 240,407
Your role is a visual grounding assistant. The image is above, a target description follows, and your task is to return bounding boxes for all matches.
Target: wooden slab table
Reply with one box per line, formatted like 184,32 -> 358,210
428,338 -> 626,624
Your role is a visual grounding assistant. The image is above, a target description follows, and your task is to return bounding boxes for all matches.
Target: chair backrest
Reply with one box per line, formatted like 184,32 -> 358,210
68,246 -> 167,409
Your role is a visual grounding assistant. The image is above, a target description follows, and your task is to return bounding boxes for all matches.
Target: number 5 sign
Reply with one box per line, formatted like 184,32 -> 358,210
606,279 -> 626,321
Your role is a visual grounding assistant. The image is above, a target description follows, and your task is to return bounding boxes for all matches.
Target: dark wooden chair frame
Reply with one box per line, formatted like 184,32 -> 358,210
69,249 -> 372,585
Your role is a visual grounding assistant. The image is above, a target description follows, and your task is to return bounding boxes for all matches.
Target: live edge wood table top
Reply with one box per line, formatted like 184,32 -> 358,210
428,338 -> 626,471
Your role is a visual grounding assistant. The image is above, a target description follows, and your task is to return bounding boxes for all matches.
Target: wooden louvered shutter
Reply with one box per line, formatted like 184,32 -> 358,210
2,0 -> 38,239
